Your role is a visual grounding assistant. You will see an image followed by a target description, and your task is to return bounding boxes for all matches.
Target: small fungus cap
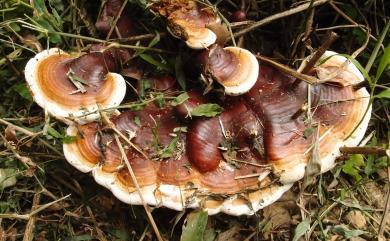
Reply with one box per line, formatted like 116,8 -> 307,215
153,0 -> 220,49
24,48 -> 126,124
201,45 -> 259,95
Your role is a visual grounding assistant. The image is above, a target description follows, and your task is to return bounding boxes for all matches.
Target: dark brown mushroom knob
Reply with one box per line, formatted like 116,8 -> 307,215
95,0 -> 136,38
199,44 -> 259,95
152,0 -> 221,49
24,48 -> 126,123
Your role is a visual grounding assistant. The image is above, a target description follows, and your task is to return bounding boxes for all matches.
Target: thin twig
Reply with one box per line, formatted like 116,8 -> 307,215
116,32 -> 167,42
255,54 -> 322,85
0,195 -> 70,220
113,135 -> 163,241
378,147 -> 390,238
100,112 -> 163,241
105,0 -> 128,40
86,206 -> 109,241
234,0 -> 329,38
298,32 -> 338,74
22,192 -> 41,241
340,146 -> 388,156
0,118 -> 35,136
329,1 -> 382,52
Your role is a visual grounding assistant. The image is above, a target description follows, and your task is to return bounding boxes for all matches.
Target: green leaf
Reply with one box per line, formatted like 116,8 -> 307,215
139,54 -> 170,71
0,168 -> 18,189
191,104 -> 223,117
171,92 -> 189,106
180,210 -> 208,241
62,135 -> 78,144
375,44 -> 390,81
303,127 -> 315,139
134,116 -> 141,127
203,228 -> 217,241
332,225 -> 367,239
13,83 -> 32,101
159,136 -> 179,159
154,93 -> 166,107
32,0 -> 49,16
46,126 -> 63,139
342,154 -> 365,181
292,218 -> 310,241
375,89 -> 390,99
333,198 -> 375,211
175,55 -> 186,90
34,16 -> 62,43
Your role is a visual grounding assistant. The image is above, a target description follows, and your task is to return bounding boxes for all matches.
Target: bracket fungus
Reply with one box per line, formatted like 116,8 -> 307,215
152,0 -> 221,49
199,44 -> 259,95
23,1 -> 370,216
24,48 -> 126,124
62,51 -> 370,215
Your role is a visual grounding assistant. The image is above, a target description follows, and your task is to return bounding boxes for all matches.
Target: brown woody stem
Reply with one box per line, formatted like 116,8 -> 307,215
255,54 -> 321,85
299,31 -> 339,74
340,146 -> 388,156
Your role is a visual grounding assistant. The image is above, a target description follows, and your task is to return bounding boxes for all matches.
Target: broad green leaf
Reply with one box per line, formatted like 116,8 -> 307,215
171,92 -> 189,106
292,218 -> 310,241
0,168 -> 17,189
342,154 -> 365,181
34,16 -> 62,43
159,136 -> 179,159
375,89 -> 390,99
375,44 -> 390,81
191,104 -> 223,117
32,0 -> 49,16
62,135 -> 78,144
332,225 -> 367,238
139,54 -> 170,71
46,126 -> 63,139
13,83 -> 32,101
203,228 -> 217,241
180,210 -> 208,241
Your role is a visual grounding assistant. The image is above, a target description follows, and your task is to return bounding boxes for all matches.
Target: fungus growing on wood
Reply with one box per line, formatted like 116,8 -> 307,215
24,48 -> 126,123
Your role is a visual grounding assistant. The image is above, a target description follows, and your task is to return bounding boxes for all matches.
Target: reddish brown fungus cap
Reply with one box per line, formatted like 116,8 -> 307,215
24,48 -> 126,123
200,45 -> 259,95
152,0 -> 221,49
63,51 -> 370,215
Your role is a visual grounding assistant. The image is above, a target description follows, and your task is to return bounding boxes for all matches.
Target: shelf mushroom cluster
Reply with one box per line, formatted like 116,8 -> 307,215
24,0 -> 371,215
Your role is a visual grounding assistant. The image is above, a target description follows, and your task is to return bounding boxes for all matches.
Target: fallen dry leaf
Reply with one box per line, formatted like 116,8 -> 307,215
346,210 -> 367,229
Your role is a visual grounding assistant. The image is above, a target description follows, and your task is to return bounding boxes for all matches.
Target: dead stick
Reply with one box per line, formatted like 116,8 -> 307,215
22,192 -> 41,241
378,147 -> 390,238
256,54 -> 321,85
116,32 -> 167,43
105,0 -> 128,40
101,112 -> 163,241
339,146 -> 388,156
234,0 -> 329,38
299,32 -> 339,74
